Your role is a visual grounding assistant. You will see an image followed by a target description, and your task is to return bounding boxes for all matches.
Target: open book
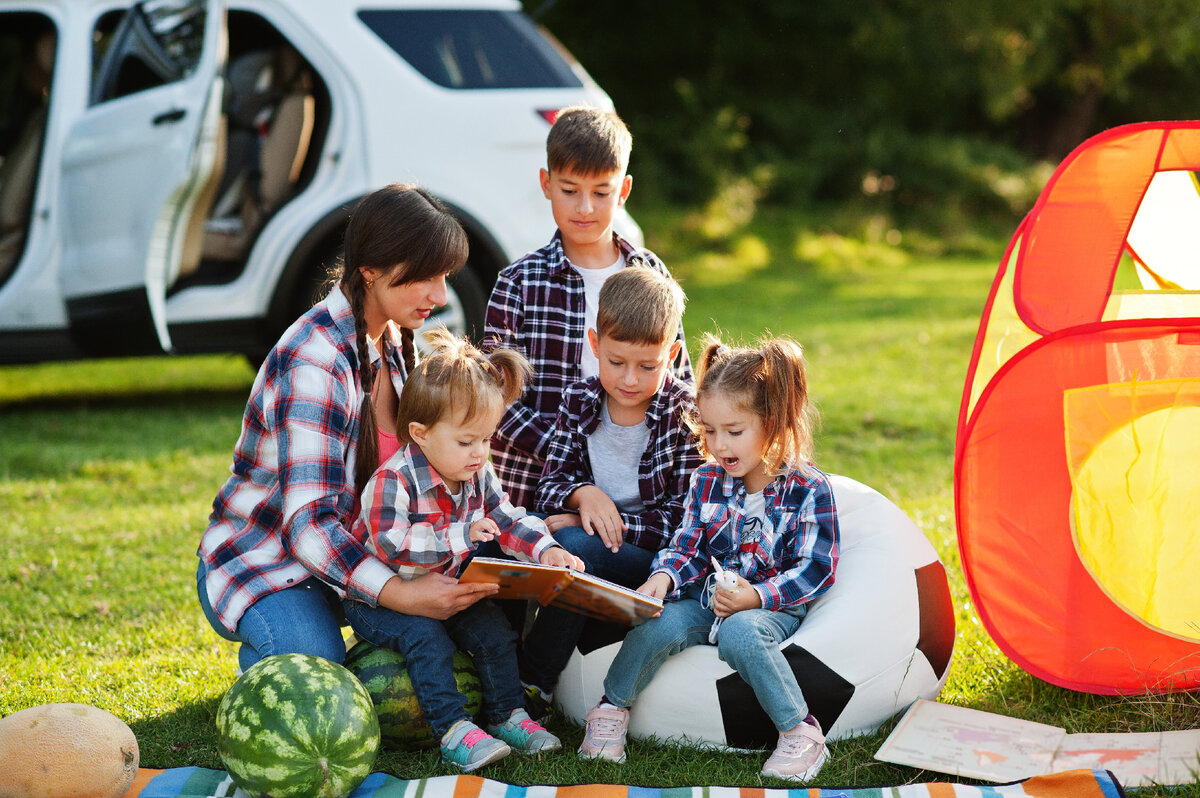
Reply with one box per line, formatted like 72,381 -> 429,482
875,698 -> 1200,787
459,556 -> 662,627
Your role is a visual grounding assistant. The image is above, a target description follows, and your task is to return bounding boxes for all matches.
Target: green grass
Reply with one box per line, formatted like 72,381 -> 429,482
2,206 -> 1197,793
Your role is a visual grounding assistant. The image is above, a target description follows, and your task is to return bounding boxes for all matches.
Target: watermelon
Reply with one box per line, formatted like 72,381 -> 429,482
215,653 -> 380,798
344,641 -> 482,750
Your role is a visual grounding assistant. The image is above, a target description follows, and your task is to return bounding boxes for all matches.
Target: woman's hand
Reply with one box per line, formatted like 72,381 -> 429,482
711,574 -> 760,617
539,546 -> 585,571
375,572 -> 497,620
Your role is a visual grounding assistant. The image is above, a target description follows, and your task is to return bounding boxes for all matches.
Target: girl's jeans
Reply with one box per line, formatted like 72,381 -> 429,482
342,596 -> 523,737
196,561 -> 347,672
602,582 -> 809,732
519,524 -> 655,692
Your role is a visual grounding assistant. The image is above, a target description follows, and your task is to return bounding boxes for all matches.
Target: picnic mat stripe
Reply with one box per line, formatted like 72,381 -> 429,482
125,767 -> 1125,798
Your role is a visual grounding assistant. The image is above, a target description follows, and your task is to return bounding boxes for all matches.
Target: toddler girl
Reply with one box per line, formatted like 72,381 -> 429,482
345,327 -> 583,772
577,333 -> 840,782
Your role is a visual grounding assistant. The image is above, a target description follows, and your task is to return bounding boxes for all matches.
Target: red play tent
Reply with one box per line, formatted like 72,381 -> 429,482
956,121 -> 1200,693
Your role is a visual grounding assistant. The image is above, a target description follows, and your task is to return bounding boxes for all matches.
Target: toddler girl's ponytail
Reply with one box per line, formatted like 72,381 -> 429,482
486,347 -> 532,406
758,337 -> 815,475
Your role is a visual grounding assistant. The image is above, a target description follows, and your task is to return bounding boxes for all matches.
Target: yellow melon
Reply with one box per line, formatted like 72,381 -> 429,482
0,703 -> 139,798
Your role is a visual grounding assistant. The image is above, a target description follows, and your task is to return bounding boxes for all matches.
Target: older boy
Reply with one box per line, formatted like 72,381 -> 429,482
518,266 -> 703,714
484,105 -> 692,512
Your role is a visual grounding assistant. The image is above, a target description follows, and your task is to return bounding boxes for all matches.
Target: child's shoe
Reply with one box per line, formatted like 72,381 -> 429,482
761,715 -> 829,782
522,683 -> 554,721
487,707 -> 562,754
577,701 -> 629,763
440,719 -> 511,772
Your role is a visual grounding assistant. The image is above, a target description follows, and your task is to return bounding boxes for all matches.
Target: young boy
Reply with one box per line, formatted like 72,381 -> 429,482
518,266 -> 704,714
484,105 -> 692,512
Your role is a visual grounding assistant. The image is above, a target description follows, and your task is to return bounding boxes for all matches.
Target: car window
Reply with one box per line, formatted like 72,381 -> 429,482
357,9 -> 583,89
91,0 -> 207,105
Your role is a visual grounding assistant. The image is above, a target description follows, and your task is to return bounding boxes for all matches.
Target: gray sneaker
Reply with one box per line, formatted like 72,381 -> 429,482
761,716 -> 829,782
440,720 -> 511,772
487,707 -> 561,754
577,701 -> 629,763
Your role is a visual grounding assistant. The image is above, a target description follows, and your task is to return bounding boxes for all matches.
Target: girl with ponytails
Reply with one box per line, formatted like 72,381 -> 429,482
345,327 -> 583,771
197,184 -> 497,673
578,332 -> 841,783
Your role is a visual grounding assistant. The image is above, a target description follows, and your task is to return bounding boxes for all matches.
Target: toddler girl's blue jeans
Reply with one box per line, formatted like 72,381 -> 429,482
196,560 -> 347,672
519,524 -> 655,692
342,596 -> 523,737
602,582 -> 809,732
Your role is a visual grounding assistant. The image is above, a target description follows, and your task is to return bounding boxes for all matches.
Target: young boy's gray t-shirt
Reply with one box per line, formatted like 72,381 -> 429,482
587,397 -> 650,514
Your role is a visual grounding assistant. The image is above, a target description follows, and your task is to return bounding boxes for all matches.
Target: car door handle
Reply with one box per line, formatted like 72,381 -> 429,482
152,108 -> 187,125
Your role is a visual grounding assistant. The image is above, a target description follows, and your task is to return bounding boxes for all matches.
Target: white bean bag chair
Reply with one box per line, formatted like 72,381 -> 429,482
554,474 -> 956,748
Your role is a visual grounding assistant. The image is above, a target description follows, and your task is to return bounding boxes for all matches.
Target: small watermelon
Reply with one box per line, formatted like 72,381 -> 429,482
344,641 -> 482,750
215,653 -> 379,798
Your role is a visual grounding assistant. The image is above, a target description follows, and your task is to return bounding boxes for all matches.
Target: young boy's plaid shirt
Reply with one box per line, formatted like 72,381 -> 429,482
198,287 -> 403,633
651,462 -> 840,611
535,373 -> 704,552
354,442 -> 559,580
484,230 -> 693,510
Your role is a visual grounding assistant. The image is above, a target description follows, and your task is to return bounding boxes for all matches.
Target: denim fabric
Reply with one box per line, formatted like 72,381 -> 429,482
602,583 -> 809,732
343,598 -> 523,736
519,525 -> 656,691
196,561 -> 346,672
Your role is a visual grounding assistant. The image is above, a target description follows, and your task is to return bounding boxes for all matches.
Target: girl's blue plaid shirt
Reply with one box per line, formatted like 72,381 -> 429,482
650,462 -> 840,612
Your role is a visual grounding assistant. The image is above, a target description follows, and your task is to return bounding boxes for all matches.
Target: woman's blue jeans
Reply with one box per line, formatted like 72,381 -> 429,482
196,561 -> 347,672
342,596 -> 523,737
518,524 -> 655,692
602,583 -> 809,732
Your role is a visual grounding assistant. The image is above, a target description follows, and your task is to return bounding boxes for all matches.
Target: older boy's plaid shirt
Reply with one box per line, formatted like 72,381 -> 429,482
198,287 -> 403,633
535,374 -> 704,551
651,462 -> 840,611
353,442 -> 558,580
484,230 -> 693,510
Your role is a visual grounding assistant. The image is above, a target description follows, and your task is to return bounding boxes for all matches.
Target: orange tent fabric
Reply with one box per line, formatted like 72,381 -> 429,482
956,121 -> 1200,693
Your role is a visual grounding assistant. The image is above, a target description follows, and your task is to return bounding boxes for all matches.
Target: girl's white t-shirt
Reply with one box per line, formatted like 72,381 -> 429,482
572,254 -> 626,379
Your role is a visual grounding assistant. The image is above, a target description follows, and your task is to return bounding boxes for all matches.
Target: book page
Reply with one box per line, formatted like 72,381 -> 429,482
876,699 -> 1200,787
875,699 -> 1064,781
1053,730 -> 1200,787
458,557 -> 567,602
548,572 -> 662,626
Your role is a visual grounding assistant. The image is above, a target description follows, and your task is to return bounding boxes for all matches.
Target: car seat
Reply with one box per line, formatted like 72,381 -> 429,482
0,31 -> 54,283
202,45 -> 315,263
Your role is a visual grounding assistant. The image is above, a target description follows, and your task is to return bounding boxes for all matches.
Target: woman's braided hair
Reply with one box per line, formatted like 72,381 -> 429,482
329,184 -> 468,493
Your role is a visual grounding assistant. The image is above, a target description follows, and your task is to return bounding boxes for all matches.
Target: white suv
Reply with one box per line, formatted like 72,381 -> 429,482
0,0 -> 636,364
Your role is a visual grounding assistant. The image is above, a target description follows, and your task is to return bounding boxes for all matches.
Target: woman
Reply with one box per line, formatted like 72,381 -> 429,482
196,184 -> 497,671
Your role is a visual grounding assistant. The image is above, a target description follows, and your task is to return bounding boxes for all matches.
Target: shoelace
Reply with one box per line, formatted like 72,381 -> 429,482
518,718 -> 543,735
588,714 -> 624,740
462,727 -> 489,748
775,728 -> 820,758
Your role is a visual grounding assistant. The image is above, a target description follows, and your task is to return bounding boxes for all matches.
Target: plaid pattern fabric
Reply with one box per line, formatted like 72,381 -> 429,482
535,374 -> 703,551
354,443 -> 557,579
651,463 -> 840,612
484,230 -> 693,510
197,287 -> 405,633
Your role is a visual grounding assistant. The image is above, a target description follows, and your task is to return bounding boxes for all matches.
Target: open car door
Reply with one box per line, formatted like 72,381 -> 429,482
58,0 -> 225,357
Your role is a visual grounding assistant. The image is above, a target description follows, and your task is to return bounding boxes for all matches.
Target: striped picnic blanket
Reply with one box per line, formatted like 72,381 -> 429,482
123,768 -> 1125,798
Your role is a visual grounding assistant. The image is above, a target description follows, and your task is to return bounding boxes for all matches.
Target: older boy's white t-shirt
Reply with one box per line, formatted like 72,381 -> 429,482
572,254 -> 626,379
